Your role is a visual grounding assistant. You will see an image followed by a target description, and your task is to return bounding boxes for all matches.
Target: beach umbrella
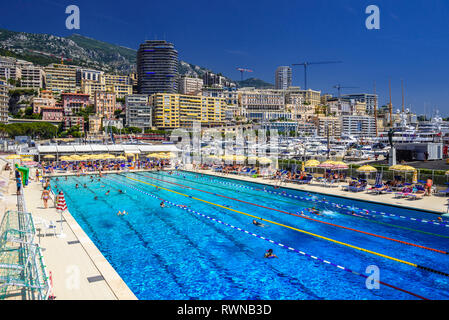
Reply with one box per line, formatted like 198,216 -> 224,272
258,157 -> 272,165
6,154 -> 21,159
116,156 -> 127,160
43,155 -> 55,159
234,155 -> 246,162
445,170 -> 449,176
20,157 -> 33,162
389,165 -> 416,172
318,160 -> 335,169
60,156 -> 72,161
304,160 -> 320,168
356,165 -> 377,173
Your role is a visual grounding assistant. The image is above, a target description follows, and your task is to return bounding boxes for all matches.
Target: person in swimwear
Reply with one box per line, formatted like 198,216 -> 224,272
94,196 -> 98,200
83,183 -> 87,188
264,249 -> 277,258
75,184 -> 79,188
105,190 -> 110,195
118,189 -> 124,194
41,187 -> 50,209
160,201 -> 165,208
309,207 -> 321,216
253,219 -> 266,227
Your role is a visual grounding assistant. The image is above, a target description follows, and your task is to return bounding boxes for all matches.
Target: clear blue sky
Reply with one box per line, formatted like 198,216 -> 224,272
1,0 -> 449,116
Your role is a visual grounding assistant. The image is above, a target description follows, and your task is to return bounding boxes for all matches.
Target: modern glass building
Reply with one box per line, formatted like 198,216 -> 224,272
137,40 -> 179,95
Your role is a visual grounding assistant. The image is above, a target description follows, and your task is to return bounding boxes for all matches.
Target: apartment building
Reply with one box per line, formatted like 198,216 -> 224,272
179,76 -> 203,95
275,66 -> 292,90
21,66 -> 45,89
0,80 -> 10,124
342,93 -> 378,115
341,115 -> 377,137
125,94 -> 152,131
151,93 -> 226,129
44,64 -> 77,95
313,116 -> 342,137
94,91 -> 117,119
61,92 -> 90,116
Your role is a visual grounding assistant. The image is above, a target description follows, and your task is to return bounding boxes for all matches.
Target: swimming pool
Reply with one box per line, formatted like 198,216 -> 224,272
50,171 -> 449,300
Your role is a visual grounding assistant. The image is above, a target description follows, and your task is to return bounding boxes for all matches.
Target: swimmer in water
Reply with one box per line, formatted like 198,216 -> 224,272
105,190 -> 110,195
309,207 -> 321,216
252,219 -> 266,227
117,211 -> 122,216
94,196 -> 98,200
118,189 -> 124,194
83,184 -> 87,188
75,184 -> 79,188
160,201 -> 165,208
264,249 -> 277,258
438,217 -> 443,222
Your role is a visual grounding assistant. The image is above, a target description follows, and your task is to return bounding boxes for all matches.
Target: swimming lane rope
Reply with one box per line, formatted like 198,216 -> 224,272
171,172 -> 449,229
105,175 -> 429,300
136,173 -> 449,255
123,175 -> 449,278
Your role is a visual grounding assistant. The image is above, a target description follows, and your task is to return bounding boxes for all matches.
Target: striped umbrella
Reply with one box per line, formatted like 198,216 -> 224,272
56,191 -> 67,212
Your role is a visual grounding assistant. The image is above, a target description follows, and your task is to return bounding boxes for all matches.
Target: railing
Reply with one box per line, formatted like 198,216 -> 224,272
0,175 -> 51,300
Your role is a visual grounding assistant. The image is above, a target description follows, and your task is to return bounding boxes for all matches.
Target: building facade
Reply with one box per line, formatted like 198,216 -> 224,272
20,66 -> 45,89
137,40 -> 179,95
342,93 -> 378,115
0,80 -> 10,124
341,115 -> 376,137
44,64 -> 77,95
61,93 -> 90,116
94,91 -> 117,119
125,94 -> 152,131
275,66 -> 292,90
179,76 -> 203,95
151,93 -> 226,129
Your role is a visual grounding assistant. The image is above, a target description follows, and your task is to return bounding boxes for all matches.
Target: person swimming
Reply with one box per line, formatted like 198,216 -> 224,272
105,190 -> 110,195
83,184 -> 87,188
252,219 -> 265,227
75,184 -> 79,188
94,196 -> 98,200
160,201 -> 165,208
118,189 -> 124,194
264,249 -> 277,258
309,207 -> 321,216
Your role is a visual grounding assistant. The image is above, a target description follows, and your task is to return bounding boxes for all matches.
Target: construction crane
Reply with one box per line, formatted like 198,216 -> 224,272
292,61 -> 342,90
236,68 -> 253,81
333,84 -> 359,98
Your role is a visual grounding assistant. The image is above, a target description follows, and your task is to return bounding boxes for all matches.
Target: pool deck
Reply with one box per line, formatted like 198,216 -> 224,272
187,169 -> 449,215
0,164 -> 137,300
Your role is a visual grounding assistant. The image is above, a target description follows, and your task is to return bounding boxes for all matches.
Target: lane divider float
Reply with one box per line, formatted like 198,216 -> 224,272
124,175 -> 449,278
107,175 -> 429,300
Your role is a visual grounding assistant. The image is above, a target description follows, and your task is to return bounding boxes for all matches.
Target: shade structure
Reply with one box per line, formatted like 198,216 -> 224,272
389,165 -> 416,172
20,158 -> 33,162
43,155 -> 55,159
304,159 -> 320,168
318,160 -> 335,169
356,165 -> 377,173
258,157 -> 272,164
59,156 -> 72,161
116,156 -> 127,160
6,154 -> 22,159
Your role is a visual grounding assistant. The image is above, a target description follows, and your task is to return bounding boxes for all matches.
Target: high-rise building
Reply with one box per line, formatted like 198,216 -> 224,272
61,93 -> 90,116
137,40 -> 179,95
125,94 -> 152,131
275,66 -> 292,90
0,80 -> 10,124
44,64 -> 77,95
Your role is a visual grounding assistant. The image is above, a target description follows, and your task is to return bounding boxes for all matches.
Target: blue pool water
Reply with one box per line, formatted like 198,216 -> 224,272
50,171 -> 449,300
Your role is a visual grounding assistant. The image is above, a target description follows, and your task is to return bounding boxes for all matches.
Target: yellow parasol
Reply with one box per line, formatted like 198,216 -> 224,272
356,165 -> 377,173
116,155 -> 127,160
43,155 -> 55,159
258,157 -> 272,164
304,159 -> 320,168
389,165 -> 416,172
6,154 -> 22,159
